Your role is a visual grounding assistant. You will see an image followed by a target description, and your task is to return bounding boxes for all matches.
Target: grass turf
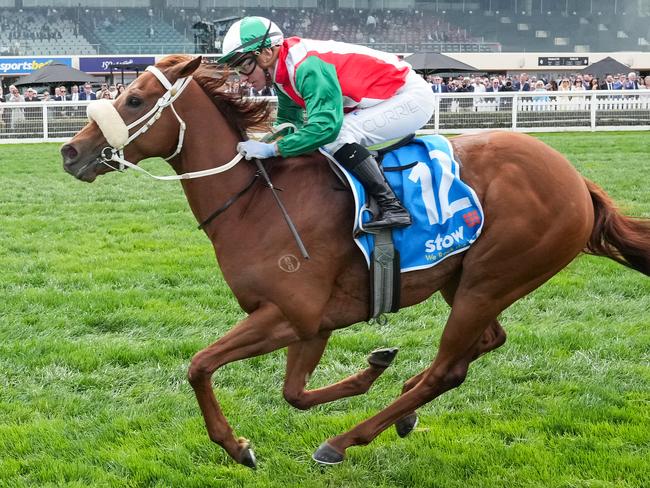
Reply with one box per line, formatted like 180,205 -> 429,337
0,132 -> 648,487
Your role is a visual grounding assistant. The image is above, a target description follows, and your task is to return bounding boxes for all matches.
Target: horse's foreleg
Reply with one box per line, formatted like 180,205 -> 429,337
312,300 -> 497,465
187,303 -> 300,467
283,334 -> 398,410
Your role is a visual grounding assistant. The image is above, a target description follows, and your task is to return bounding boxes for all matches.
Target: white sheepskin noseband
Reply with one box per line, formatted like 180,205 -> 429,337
87,99 -> 129,149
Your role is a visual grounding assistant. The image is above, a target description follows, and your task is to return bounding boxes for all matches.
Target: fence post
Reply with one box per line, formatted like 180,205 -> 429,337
590,92 -> 597,130
42,103 -> 49,139
511,93 -> 518,130
434,94 -> 440,133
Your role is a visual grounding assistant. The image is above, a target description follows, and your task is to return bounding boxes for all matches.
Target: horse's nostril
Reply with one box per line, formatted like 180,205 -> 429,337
61,144 -> 78,163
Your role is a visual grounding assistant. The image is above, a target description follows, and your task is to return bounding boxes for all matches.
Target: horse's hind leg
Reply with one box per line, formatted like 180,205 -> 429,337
283,334 -> 399,410
312,292 -> 503,464
394,318 -> 506,437
395,280 -> 506,437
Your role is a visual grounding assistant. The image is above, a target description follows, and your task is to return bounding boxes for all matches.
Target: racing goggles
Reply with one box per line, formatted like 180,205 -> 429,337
230,54 -> 258,77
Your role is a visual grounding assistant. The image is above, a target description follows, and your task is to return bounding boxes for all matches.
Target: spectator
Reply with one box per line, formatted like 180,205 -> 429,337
614,74 -> 626,90
532,80 -> 550,110
472,77 -> 486,94
572,78 -> 586,92
366,13 -> 377,32
53,85 -> 70,117
624,72 -> 640,90
54,86 -> 70,101
514,73 -> 530,91
7,84 -> 25,128
99,90 -> 113,100
22,87 -> 41,128
644,75 -> 650,89
96,83 -> 108,98
79,83 -> 96,101
430,75 -> 448,94
590,79 -> 600,90
486,77 -> 501,93
69,85 -> 80,101
23,87 -> 38,102
600,74 -> 616,90
558,78 -> 571,92
571,78 -> 587,108
557,78 -> 571,110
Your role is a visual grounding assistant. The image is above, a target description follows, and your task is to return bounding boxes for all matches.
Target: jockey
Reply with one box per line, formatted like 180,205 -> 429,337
218,16 -> 435,231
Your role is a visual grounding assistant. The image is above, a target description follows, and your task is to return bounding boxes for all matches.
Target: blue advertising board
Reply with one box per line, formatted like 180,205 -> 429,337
0,57 -> 73,75
79,56 -> 155,73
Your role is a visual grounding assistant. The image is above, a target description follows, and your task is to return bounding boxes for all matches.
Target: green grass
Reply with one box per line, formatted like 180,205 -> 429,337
1,132 -> 649,487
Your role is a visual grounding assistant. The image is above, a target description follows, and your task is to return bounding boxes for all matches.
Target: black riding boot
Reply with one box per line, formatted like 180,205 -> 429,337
335,142 -> 411,231
352,155 -> 412,230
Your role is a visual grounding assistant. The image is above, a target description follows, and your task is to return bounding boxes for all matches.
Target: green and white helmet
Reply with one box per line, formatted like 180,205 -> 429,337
219,17 -> 284,65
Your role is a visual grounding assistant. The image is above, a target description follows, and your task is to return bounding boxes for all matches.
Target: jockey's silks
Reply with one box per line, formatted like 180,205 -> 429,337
273,37 -> 412,157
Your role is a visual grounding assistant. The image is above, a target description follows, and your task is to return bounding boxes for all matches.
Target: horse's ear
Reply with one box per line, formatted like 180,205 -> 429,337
169,56 -> 202,81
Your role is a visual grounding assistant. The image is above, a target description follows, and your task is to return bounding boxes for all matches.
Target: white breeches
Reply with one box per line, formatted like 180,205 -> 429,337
324,70 -> 435,153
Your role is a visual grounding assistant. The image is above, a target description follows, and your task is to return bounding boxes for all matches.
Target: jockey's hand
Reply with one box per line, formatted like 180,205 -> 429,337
237,140 -> 278,160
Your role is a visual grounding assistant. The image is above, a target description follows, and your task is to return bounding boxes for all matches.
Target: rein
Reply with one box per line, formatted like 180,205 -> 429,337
198,171 -> 260,230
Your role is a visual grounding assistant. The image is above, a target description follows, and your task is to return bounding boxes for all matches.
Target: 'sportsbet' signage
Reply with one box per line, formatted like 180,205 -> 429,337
0,57 -> 73,75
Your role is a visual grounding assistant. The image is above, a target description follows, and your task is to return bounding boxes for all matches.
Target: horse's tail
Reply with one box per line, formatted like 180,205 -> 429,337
584,179 -> 650,276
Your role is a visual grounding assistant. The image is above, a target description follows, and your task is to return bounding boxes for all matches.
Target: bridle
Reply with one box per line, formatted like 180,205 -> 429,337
86,63 -> 308,256
94,65 -> 245,181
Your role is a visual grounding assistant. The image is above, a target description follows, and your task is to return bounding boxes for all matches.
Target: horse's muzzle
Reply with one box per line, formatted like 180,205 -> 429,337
61,143 -> 100,182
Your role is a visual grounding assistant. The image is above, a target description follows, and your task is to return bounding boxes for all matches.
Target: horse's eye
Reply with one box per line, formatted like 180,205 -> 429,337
127,97 -> 142,107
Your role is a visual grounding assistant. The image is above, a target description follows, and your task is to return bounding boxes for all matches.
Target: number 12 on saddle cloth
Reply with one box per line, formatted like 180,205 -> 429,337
326,134 -> 484,272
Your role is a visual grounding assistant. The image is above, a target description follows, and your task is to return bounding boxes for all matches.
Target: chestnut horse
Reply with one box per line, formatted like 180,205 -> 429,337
61,56 -> 650,468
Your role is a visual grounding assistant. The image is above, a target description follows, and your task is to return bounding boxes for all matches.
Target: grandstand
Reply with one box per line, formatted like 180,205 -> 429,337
0,1 -> 649,56
0,8 -> 96,56
84,8 -> 190,55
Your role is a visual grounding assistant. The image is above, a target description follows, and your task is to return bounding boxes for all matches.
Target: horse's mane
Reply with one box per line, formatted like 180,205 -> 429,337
157,55 -> 272,136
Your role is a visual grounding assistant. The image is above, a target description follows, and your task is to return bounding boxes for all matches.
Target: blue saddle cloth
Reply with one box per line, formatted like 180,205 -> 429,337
326,135 -> 484,272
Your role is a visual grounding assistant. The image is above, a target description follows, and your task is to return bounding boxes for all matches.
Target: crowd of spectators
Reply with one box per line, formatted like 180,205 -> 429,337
2,69 -> 649,130
0,82 -> 126,129
423,71 -> 650,112
425,71 -> 650,95
218,70 -> 650,99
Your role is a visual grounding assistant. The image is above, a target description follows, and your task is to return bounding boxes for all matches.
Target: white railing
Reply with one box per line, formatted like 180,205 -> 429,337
1,90 -> 649,144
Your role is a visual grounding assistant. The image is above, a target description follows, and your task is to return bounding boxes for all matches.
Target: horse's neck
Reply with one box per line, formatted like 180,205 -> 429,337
171,95 -> 253,239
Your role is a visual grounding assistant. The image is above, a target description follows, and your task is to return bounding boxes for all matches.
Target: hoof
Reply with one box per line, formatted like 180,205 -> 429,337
367,347 -> 399,368
395,412 -> 418,438
312,442 -> 345,465
238,439 -> 257,469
